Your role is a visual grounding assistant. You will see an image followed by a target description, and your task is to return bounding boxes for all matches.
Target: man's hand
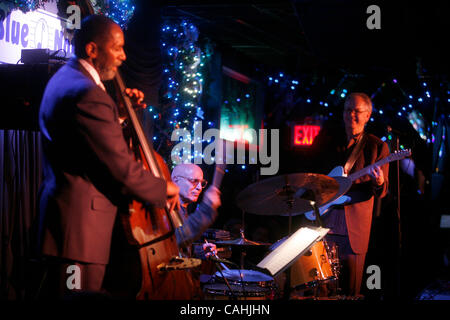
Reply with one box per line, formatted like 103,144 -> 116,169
167,181 -> 180,212
203,186 -> 221,210
125,88 -> 146,109
370,165 -> 384,186
203,243 -> 218,258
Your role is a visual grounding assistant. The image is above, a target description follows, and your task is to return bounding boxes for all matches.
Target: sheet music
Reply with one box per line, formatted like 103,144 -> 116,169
257,227 -> 329,277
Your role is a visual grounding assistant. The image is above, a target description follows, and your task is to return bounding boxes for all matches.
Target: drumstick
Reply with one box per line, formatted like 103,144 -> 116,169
204,239 -> 229,271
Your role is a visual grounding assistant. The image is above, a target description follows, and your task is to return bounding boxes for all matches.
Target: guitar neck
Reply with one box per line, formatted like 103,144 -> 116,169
347,157 -> 390,182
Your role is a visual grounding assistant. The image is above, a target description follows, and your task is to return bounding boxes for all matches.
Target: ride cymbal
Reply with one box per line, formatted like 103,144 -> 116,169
236,173 -> 351,216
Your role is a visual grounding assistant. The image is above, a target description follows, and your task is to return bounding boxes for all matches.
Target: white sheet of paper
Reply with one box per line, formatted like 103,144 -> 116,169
257,227 -> 329,277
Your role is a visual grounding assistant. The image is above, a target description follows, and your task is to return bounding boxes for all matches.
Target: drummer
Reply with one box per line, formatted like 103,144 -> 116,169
172,164 -> 222,258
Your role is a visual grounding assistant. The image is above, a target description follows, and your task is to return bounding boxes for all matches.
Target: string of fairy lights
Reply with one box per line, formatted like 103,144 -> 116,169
8,0 -> 449,169
0,0 -> 40,12
90,0 -> 135,29
158,20 -> 213,166
266,71 -> 449,152
5,0 -> 135,26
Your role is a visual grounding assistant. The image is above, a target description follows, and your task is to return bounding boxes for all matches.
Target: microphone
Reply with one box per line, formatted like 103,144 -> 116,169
386,125 -> 408,137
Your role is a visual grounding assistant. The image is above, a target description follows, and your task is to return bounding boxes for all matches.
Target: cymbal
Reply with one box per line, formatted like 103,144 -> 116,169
236,173 -> 351,216
157,257 -> 202,271
215,238 -> 271,246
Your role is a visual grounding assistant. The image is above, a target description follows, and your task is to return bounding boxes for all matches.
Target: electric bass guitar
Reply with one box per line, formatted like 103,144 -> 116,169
304,149 -> 411,221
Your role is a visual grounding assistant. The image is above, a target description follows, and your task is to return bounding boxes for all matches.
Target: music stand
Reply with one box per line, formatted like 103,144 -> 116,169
256,226 -> 329,279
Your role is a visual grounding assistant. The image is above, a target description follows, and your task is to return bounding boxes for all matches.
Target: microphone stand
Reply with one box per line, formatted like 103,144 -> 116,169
310,200 -> 324,299
282,191 -> 295,300
387,127 -> 402,297
395,135 -> 402,297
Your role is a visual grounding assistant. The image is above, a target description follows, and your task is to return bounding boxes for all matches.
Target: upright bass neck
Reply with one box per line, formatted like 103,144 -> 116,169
114,72 -> 163,178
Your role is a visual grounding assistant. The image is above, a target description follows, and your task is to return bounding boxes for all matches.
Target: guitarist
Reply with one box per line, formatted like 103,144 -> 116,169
309,93 -> 389,298
171,164 -> 222,259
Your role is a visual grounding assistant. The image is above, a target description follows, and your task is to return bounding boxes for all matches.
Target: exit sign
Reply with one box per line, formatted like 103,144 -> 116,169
292,125 -> 321,146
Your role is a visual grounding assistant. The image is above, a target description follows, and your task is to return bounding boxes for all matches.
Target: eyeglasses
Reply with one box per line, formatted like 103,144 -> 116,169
176,176 -> 208,188
344,109 -> 368,115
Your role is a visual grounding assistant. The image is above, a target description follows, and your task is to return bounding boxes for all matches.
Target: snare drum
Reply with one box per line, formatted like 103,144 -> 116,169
205,269 -> 276,300
203,283 -> 272,300
214,269 -> 274,287
290,240 -> 335,289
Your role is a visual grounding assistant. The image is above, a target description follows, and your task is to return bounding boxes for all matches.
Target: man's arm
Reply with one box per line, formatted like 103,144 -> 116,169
74,87 -> 167,207
372,141 -> 390,198
175,201 -> 218,249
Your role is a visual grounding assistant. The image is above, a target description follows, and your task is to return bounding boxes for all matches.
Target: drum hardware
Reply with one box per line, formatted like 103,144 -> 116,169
215,207 -> 271,273
157,256 -> 202,271
231,172 -> 351,300
202,228 -> 232,241
203,283 -> 273,300
207,256 -> 238,267
215,230 -> 271,247
323,240 -> 341,295
203,263 -> 275,300
205,269 -> 276,300
204,239 -> 241,300
203,237 -> 276,300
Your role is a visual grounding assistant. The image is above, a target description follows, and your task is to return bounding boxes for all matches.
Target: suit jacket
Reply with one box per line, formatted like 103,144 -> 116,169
310,124 -> 389,254
38,58 -> 167,264
343,133 -> 389,254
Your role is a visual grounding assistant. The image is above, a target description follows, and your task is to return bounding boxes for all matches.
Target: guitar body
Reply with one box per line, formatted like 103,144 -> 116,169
304,166 -> 350,221
328,166 -> 346,178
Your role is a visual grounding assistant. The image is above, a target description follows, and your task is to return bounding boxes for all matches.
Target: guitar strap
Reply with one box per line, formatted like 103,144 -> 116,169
343,133 -> 367,175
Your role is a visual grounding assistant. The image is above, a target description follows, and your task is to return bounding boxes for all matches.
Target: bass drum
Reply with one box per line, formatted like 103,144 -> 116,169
290,240 -> 335,289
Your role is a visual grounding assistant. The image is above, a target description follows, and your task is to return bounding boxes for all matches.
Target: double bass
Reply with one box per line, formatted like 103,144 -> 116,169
107,73 -> 201,300
76,2 -> 201,299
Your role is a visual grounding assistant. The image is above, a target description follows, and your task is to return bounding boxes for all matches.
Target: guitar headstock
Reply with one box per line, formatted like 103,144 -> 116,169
387,149 -> 412,162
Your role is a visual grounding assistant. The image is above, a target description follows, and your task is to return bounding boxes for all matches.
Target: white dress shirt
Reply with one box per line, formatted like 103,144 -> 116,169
78,58 -> 106,91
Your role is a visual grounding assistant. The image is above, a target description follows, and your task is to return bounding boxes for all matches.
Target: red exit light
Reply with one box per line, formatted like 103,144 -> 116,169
293,125 -> 321,146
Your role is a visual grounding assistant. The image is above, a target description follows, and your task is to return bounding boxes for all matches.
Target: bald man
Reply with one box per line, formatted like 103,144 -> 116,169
171,164 -> 221,257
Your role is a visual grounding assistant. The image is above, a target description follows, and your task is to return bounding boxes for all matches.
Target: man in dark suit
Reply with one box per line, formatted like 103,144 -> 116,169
309,93 -> 389,298
37,15 -> 179,298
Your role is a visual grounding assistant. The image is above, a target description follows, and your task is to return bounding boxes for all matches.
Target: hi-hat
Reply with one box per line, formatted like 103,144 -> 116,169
236,173 -> 351,216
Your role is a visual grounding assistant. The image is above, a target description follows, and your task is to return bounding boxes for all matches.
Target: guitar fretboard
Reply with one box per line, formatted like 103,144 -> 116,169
348,150 -> 411,182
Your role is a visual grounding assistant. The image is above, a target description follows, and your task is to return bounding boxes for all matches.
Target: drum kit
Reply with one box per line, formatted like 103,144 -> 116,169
200,172 -> 352,300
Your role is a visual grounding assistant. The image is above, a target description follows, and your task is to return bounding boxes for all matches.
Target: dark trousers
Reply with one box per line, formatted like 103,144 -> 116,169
39,256 -> 107,299
326,234 -> 366,296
